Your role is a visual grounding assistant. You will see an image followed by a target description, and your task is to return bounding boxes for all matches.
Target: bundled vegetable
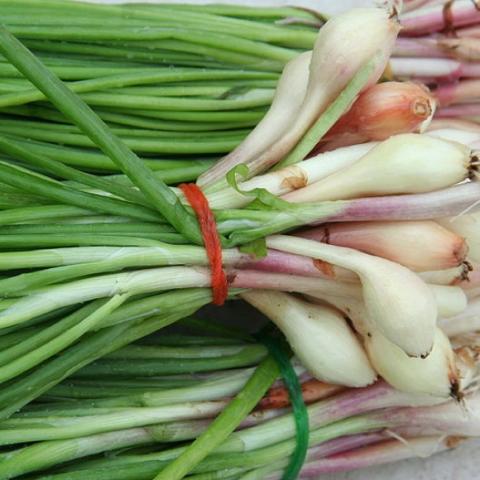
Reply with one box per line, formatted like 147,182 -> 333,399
0,326 -> 478,479
0,1 -> 478,479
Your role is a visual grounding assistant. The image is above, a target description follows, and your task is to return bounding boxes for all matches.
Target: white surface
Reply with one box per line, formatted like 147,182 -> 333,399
95,0 -> 480,477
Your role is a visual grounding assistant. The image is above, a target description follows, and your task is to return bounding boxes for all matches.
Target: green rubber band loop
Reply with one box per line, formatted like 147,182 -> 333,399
256,329 -> 309,480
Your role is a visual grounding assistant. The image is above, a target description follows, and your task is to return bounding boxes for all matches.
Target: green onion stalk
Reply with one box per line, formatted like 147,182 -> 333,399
0,3 -> 479,480
0,0 -> 319,177
0,328 -> 478,479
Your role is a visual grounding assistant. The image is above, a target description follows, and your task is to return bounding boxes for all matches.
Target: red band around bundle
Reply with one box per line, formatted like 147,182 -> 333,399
179,183 -> 228,306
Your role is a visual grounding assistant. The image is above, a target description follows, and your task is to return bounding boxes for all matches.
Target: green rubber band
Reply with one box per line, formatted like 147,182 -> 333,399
256,329 -> 309,480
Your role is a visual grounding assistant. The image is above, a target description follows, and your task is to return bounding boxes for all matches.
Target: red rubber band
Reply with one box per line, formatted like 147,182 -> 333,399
180,183 -> 228,306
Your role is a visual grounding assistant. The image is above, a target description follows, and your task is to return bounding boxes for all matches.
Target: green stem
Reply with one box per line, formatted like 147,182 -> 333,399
0,296 -> 208,420
11,26 -> 296,62
0,233 -> 186,249
72,345 -> 267,378
0,135 -> 149,205
76,90 -> 274,112
47,368 -> 253,408
0,302 -> 101,365
6,136 -> 213,171
0,160 -> 163,222
43,380 -> 203,399
139,4 -> 320,21
0,401 -> 228,445
89,110 -> 258,132
0,0 -> 317,48
0,205 -> 91,226
153,356 -> 279,480
109,107 -> 266,123
0,26 -> 202,243
106,344 -> 251,360
0,125 -> 243,154
0,241 -> 244,294
0,68 -> 276,108
0,295 -> 127,384
26,40 -> 225,69
0,222 -> 173,235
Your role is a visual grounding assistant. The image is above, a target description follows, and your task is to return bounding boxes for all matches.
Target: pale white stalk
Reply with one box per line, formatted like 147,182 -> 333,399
426,126 -> 480,146
245,7 -> 400,177
438,212 -> 480,263
365,328 -> 459,398
389,57 -> 471,79
428,285 -> 468,318
242,290 -> 376,387
380,392 -> 480,438
467,287 -> 480,298
439,296 -> 480,337
306,285 -> 465,332
231,270 -> 361,299
0,267 -> 211,329
266,235 -> 438,357
207,142 -> 375,210
283,134 -> 473,203
298,220 -> 467,272
197,52 -> 311,188
283,436 -> 453,478
304,292 -> 371,337
428,120 -> 480,135
237,272 -> 465,320
419,264 -> 468,285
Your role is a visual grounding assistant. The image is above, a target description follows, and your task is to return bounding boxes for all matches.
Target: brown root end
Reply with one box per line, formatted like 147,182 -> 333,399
389,4 -> 399,20
226,271 -> 237,285
280,167 -> 308,191
313,259 -> 335,278
445,435 -> 468,449
416,344 -> 434,359
452,261 -> 474,284
467,153 -> 480,180
469,153 -> 480,179
412,98 -> 433,119
453,239 -> 469,267
442,0 -> 458,37
450,378 -> 463,402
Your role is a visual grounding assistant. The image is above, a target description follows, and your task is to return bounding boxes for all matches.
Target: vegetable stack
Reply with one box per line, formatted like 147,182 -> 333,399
0,1 -> 479,479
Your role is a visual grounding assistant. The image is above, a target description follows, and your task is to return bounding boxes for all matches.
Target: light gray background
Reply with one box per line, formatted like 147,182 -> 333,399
93,0 -> 479,477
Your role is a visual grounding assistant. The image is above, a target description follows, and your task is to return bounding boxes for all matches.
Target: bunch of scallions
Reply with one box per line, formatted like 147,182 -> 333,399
0,1 -> 479,479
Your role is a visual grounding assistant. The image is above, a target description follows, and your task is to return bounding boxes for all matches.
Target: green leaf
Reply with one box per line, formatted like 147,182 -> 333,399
226,163 -> 295,212
239,238 -> 267,258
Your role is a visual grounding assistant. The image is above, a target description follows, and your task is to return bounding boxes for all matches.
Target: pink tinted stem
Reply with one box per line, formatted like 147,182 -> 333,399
296,437 -> 452,477
437,103 -> 480,117
434,80 -> 480,106
238,248 -> 355,281
390,57 -> 480,82
400,1 -> 480,36
321,182 -> 480,224
456,24 -> 480,38
229,269 -> 359,293
394,37 -> 448,58
305,432 -> 388,462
